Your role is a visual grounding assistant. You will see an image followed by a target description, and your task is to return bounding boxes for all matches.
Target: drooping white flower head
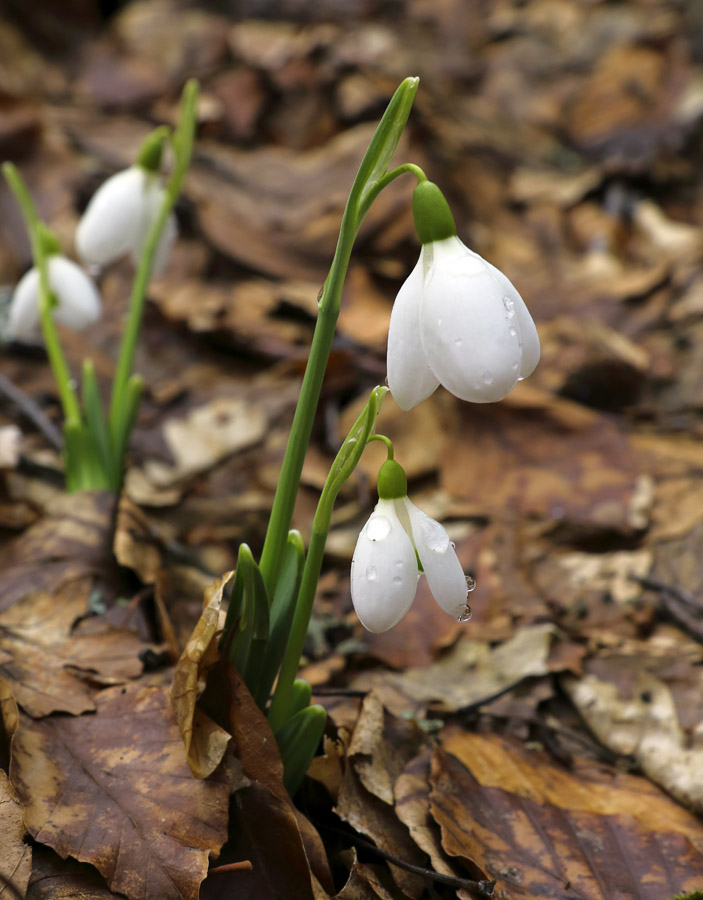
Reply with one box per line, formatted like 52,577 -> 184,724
350,459 -> 470,633
387,181 -> 540,411
75,132 -> 176,275
8,254 -> 102,341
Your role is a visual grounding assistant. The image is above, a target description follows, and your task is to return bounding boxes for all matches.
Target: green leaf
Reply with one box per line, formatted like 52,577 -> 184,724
222,544 -> 269,682
276,704 -> 327,796
82,360 -> 113,487
254,530 -> 305,708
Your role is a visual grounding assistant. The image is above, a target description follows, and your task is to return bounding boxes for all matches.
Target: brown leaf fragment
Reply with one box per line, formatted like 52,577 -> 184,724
335,850 -> 395,900
171,571 -> 233,778
202,782 -> 316,900
11,683 -> 230,900
395,748 -> 480,900
430,732 -> 703,899
0,769 -> 31,900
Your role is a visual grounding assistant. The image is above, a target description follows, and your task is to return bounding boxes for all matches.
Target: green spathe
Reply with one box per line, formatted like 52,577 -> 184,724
377,459 -> 408,500
412,180 -> 457,245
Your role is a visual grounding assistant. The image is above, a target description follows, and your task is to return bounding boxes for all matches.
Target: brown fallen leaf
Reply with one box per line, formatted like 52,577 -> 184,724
347,693 -> 424,807
0,572 -> 158,717
11,682 -> 230,900
442,386 -> 643,534
26,846 -> 125,899
200,664 -> 327,900
335,761 -> 426,900
357,624 -> 560,718
395,747 -> 482,900
563,637 -> 703,813
431,731 -> 703,899
0,769 -> 31,900
171,571 -> 232,778
0,491 -> 118,615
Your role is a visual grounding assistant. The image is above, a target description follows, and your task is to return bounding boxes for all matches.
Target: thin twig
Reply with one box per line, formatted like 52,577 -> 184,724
631,574 -> 700,611
631,574 -> 703,642
325,824 -> 495,897
0,371 -> 63,450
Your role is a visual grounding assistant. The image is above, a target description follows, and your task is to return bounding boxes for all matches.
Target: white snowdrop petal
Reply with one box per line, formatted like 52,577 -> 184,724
419,237 -> 521,403
402,498 -> 468,620
76,167 -> 147,266
484,259 -> 540,382
47,256 -> 101,330
387,251 -> 439,411
8,268 -> 41,339
351,499 -> 418,633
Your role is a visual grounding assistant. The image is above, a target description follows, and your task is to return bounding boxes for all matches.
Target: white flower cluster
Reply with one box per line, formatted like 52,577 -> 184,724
8,161 -> 174,342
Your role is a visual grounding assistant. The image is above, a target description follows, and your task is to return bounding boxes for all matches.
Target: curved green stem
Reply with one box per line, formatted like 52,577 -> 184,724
366,433 -> 394,459
358,163 -> 426,220
3,163 -> 81,423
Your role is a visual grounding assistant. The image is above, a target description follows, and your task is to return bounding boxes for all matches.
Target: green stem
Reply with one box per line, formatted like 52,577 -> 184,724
108,79 -> 198,448
258,78 -> 421,595
3,163 -> 81,424
258,209 -> 359,595
366,434 -> 394,459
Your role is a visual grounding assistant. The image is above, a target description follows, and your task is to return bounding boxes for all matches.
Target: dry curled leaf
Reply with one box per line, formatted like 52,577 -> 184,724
171,571 -> 233,778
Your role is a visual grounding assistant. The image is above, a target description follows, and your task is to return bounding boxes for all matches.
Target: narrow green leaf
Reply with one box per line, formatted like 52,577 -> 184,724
82,359 -> 113,486
255,530 -> 305,708
276,704 -> 327,796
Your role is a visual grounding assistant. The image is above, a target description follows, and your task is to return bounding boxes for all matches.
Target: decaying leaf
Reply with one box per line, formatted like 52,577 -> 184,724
0,769 -> 31,900
171,571 -> 233,778
563,639 -> 703,813
357,624 -> 561,717
26,846 -> 127,900
11,682 -> 230,900
431,731 -> 703,899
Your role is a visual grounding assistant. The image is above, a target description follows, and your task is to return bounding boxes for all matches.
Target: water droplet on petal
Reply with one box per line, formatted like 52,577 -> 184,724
450,541 -> 455,549
503,296 -> 515,319
437,317 -> 443,327
482,371 -> 493,385
392,575 -> 403,586
465,574 -> 477,592
366,566 -> 377,581
367,515 -> 391,541
395,560 -> 404,569
509,327 -> 517,337
454,337 -> 462,347
384,375 -> 390,388
457,604 -> 473,622
517,376 -> 525,382
512,362 -> 519,372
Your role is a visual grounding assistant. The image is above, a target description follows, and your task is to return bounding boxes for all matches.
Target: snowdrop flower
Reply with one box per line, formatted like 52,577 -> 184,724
8,254 -> 101,341
76,131 -> 176,274
387,180 -> 540,411
351,459 -> 470,633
